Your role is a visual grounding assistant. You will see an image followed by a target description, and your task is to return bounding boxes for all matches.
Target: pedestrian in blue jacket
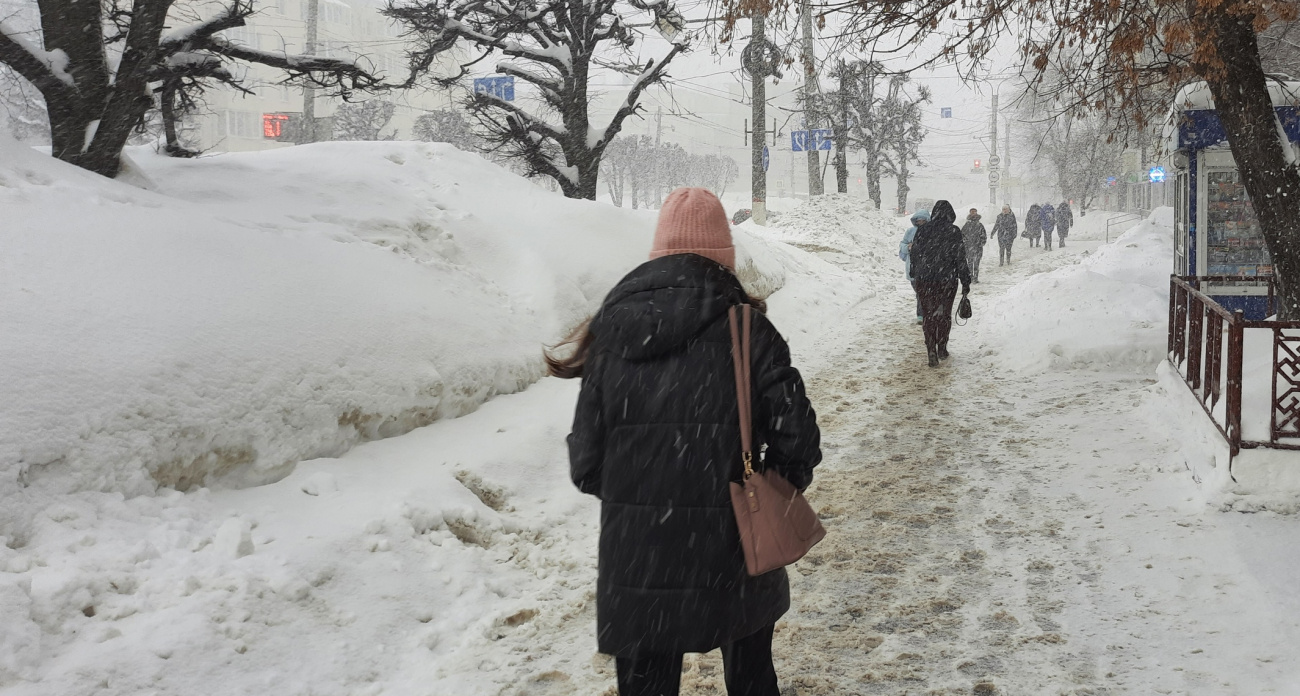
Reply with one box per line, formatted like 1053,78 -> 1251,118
901,208 -> 931,324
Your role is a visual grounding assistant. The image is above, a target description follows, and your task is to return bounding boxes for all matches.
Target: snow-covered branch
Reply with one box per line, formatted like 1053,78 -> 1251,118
0,20 -> 74,100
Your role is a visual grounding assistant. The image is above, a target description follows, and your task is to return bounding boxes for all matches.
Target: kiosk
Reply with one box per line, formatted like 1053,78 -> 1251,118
1166,81 -> 1300,319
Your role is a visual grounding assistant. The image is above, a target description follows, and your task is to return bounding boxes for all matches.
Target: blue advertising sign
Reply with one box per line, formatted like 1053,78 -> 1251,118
472,76 -> 515,101
1149,166 -> 1166,183
762,146 -> 770,171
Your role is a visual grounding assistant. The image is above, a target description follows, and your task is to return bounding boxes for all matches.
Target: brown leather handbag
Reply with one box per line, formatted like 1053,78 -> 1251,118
727,305 -> 826,576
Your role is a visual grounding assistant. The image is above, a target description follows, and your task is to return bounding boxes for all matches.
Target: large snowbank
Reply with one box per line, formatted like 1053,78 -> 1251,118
971,207 -> 1175,373
0,150 -> 872,694
1,137 -> 837,543
735,194 -> 904,298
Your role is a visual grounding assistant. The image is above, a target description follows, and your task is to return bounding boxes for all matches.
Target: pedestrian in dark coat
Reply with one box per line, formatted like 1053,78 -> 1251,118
910,199 -> 972,367
961,208 -> 988,283
552,187 -> 822,696
1025,204 -> 1043,247
1056,201 -> 1073,246
992,204 -> 1018,265
1041,203 -> 1057,250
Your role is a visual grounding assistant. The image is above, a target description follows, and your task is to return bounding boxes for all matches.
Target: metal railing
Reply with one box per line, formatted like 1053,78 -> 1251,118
1168,276 -> 1300,468
1105,212 -> 1143,242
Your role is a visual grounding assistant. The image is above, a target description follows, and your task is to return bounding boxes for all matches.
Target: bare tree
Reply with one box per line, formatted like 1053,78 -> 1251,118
0,0 -> 380,177
413,107 -> 483,151
334,100 -> 398,141
384,0 -> 687,199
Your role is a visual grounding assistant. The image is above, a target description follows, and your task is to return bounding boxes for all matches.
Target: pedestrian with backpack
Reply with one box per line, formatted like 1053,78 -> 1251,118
548,187 -> 823,696
901,208 -> 931,323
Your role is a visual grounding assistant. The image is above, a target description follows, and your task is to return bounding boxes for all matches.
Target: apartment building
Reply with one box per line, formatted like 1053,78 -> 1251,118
194,0 -> 454,151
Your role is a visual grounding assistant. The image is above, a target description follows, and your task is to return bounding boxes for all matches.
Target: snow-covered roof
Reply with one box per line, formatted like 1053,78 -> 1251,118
1169,79 -> 1300,113
1162,79 -> 1300,154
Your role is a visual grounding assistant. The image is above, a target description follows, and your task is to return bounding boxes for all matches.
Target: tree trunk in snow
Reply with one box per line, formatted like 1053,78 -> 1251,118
1198,5 -> 1300,318
864,149 -> 882,209
896,159 -> 910,214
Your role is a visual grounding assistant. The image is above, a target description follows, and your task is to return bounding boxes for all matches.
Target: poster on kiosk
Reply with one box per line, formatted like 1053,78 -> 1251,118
1166,81 -> 1300,319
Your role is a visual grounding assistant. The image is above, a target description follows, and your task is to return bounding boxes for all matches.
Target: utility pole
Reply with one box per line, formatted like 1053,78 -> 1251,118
301,0 -> 319,144
988,91 -> 999,206
750,12 -> 769,225
835,59 -> 848,193
654,105 -> 663,207
800,0 -> 822,197
1004,119 -> 1012,207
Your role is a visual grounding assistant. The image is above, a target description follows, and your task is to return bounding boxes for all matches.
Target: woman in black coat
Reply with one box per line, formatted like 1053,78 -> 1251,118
549,187 -> 822,696
910,199 -> 972,367
992,204 -> 1018,265
1025,203 -> 1043,247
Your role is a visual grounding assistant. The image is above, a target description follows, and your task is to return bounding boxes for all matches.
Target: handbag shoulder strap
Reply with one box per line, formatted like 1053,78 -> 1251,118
728,304 -> 754,478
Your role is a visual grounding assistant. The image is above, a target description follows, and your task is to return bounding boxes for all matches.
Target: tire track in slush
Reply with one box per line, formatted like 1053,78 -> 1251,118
677,280 -> 1109,696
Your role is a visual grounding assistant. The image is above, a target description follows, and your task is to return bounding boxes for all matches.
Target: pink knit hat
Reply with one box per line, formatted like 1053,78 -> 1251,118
649,187 -> 735,270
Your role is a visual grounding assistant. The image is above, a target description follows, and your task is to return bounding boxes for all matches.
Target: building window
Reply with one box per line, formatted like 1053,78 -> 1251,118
225,110 -> 260,138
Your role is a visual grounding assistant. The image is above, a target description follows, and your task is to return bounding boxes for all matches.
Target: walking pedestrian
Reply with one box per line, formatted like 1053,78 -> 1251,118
1041,202 -> 1057,251
1025,203 -> 1042,247
961,208 -> 988,284
901,208 -> 931,324
1056,200 -> 1073,247
992,204 -> 1018,265
548,187 -> 823,696
910,200 -> 972,367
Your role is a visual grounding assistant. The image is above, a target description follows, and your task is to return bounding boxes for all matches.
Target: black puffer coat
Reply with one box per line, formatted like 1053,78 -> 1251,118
1025,205 -> 1043,237
568,253 -> 822,658
910,200 -> 972,291
1057,202 -> 1074,236
993,211 -> 1018,243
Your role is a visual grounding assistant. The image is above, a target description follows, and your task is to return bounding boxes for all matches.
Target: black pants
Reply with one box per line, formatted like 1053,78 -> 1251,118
916,280 -> 958,355
998,240 -> 1013,264
616,624 -> 779,696
1043,227 -> 1054,250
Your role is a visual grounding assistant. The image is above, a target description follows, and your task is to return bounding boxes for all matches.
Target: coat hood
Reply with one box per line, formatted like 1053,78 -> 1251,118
910,209 -> 931,224
590,253 -> 747,362
930,200 -> 957,226
966,213 -> 982,222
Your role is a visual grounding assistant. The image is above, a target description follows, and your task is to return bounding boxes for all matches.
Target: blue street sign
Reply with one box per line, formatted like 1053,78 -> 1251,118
1149,166 -> 1166,183
792,129 -> 833,152
472,76 -> 515,101
940,107 -> 952,118
762,146 -> 770,171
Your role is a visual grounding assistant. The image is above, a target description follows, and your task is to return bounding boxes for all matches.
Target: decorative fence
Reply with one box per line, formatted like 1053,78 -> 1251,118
1167,276 -> 1300,463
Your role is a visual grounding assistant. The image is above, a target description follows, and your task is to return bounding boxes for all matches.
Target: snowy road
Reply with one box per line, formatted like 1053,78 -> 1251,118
673,232 -> 1300,695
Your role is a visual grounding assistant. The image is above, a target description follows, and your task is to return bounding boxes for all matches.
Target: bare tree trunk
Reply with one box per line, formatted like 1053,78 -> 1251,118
865,148 -> 882,208
896,158 -> 909,214
1198,3 -> 1300,318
